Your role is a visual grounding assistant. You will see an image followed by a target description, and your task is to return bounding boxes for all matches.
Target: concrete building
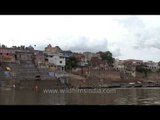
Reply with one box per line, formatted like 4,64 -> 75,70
114,59 -> 138,78
144,61 -> 159,72
113,59 -> 125,71
83,52 -> 96,61
44,44 -> 66,70
33,50 -> 45,66
45,44 -> 62,53
123,59 -> 143,66
60,50 -> 73,59
124,65 -> 136,78
73,53 -> 88,67
44,52 -> 65,70
15,50 -> 34,61
123,59 -> 143,77
0,48 -> 16,63
90,57 -> 108,70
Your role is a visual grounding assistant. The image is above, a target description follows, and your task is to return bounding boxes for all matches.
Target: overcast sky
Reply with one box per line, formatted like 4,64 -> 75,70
0,15 -> 160,62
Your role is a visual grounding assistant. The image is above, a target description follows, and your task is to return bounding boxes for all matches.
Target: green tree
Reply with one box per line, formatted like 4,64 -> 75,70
66,56 -> 77,71
97,51 -> 115,66
2,44 -> 6,48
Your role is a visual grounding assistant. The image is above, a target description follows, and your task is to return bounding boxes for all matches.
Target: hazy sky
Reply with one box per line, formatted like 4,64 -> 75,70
0,15 -> 160,62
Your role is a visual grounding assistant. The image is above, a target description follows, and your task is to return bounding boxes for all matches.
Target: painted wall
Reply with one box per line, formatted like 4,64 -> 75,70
0,48 -> 15,62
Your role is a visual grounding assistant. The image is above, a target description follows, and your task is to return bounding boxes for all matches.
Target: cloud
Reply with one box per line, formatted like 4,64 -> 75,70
118,16 -> 160,51
111,48 -> 122,57
35,36 -> 109,53
117,16 -> 145,33
134,28 -> 160,50
68,37 -> 108,52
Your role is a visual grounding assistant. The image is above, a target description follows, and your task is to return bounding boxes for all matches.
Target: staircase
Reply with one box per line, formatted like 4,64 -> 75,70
0,61 -> 69,88
4,61 -> 56,80
0,65 -> 11,80
5,60 -> 39,80
37,67 -> 54,80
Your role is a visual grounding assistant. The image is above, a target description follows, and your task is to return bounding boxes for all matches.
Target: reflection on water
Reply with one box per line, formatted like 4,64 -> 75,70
1,88 -> 160,105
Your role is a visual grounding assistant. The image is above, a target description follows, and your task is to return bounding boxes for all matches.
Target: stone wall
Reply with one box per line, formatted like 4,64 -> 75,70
147,72 -> 160,81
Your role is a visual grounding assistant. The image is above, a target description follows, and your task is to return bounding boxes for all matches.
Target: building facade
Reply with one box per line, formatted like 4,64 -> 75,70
113,59 -> 125,71
33,50 -> 45,66
45,44 -> 62,53
83,52 -> 96,61
90,57 -> 108,70
44,52 -> 65,70
60,50 -> 73,59
0,48 -> 16,63
73,53 -> 88,67
15,50 -> 34,61
144,61 -> 159,72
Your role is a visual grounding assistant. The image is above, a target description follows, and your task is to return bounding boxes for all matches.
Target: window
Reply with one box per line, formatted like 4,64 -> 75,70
6,53 -> 9,55
15,55 -> 17,59
60,56 -> 64,59
60,61 -> 62,64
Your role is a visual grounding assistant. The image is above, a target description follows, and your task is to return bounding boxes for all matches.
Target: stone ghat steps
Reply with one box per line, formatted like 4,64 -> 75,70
16,80 -> 66,89
0,79 -> 66,88
19,60 -> 33,64
4,62 -> 39,79
37,68 -> 56,79
0,71 -> 5,76
3,62 -> 55,80
0,80 -> 10,87
0,69 -> 11,80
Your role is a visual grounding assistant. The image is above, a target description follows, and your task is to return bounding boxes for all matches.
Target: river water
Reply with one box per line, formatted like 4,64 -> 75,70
0,88 -> 160,105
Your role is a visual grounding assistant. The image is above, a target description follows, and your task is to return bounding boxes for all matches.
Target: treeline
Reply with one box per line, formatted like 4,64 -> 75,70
66,51 -> 115,71
0,44 -> 35,51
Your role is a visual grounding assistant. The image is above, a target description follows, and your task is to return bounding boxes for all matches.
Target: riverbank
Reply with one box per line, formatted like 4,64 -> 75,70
1,69 -> 160,89
1,78 -> 160,90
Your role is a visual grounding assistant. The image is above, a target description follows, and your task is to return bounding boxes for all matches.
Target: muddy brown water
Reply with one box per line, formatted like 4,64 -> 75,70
0,87 -> 160,105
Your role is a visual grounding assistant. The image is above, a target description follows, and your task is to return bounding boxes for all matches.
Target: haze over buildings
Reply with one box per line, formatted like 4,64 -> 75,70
0,15 -> 160,62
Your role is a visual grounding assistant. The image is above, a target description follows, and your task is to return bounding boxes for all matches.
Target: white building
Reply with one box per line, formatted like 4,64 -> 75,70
77,60 -> 88,67
113,59 -> 125,71
145,61 -> 159,72
44,52 -> 65,70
